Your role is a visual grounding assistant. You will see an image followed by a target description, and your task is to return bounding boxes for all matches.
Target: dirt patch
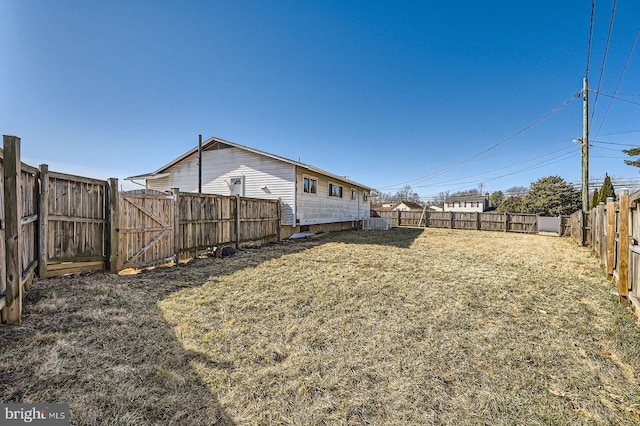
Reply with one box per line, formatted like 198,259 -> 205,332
2,228 -> 640,424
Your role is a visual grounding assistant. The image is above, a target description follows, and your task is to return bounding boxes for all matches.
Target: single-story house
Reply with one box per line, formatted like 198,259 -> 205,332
126,136 -> 372,238
392,201 -> 424,212
443,194 -> 491,212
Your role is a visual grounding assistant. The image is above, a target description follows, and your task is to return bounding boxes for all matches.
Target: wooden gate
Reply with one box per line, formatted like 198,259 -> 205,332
118,189 -> 175,270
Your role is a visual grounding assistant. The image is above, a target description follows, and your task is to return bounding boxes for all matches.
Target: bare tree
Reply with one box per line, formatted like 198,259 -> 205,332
394,185 -> 421,203
434,191 -> 449,208
505,186 -> 529,197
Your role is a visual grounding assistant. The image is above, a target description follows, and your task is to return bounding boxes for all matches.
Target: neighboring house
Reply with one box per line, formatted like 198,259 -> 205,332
443,194 -> 491,212
427,205 -> 443,212
393,201 -> 424,212
375,204 -> 396,212
126,136 -> 371,238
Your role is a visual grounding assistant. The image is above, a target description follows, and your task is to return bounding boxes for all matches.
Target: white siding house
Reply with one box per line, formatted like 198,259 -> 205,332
126,137 -> 371,237
393,201 -> 424,212
443,194 -> 491,212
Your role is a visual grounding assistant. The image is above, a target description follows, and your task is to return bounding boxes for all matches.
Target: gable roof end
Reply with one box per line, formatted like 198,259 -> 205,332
126,136 -> 371,190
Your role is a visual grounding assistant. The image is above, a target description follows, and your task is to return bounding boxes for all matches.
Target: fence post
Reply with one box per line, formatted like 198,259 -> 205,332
504,213 -> 509,232
619,189 -> 629,305
398,210 -> 402,227
450,211 -> 454,229
606,197 -> 615,277
596,202 -> 605,266
108,178 -> 120,273
277,198 -> 282,240
2,135 -> 22,324
38,164 -> 49,278
579,210 -> 587,246
476,212 -> 480,230
235,195 -> 241,249
172,188 -> 180,264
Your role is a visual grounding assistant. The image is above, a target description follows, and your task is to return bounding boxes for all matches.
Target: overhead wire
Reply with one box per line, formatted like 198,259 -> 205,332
601,129 -> 640,136
590,0 -> 617,130
590,139 -> 638,147
408,145 -> 576,188
416,150 -> 581,198
586,0 -> 596,77
378,93 -> 581,190
595,91 -> 640,107
592,27 -> 640,141
412,151 -> 579,189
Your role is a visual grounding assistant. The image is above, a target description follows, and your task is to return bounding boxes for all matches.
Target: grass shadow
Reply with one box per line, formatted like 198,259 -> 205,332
0,269 -> 238,424
334,227 -> 425,248
0,234 -> 347,424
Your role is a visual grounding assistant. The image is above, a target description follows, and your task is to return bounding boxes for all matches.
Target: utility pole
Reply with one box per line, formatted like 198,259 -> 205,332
582,77 -> 589,211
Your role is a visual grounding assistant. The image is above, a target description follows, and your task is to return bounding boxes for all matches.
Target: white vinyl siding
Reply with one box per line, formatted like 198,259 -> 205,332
143,142 -> 371,228
443,200 -> 487,213
146,147 -> 297,225
296,170 -> 370,225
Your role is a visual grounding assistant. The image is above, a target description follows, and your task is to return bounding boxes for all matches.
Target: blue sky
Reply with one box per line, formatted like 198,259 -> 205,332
2,1 -> 639,198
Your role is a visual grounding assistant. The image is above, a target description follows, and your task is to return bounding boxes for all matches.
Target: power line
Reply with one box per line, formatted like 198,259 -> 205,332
378,93 -> 581,190
600,129 -> 640,136
591,139 -> 638,147
594,92 -> 640,107
586,0 -> 596,77
590,0 -> 618,130
593,27 -> 640,141
409,146 -> 576,188
591,144 -> 628,152
412,151 -> 579,189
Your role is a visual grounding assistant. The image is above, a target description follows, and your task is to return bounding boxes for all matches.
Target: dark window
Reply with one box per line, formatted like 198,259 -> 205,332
329,183 -> 343,197
303,177 -> 317,194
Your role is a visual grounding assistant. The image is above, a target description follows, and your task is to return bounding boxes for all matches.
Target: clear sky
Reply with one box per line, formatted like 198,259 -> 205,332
2,1 -> 639,199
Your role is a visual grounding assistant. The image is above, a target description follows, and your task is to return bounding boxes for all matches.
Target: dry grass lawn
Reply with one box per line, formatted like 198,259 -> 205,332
1,227 -> 640,425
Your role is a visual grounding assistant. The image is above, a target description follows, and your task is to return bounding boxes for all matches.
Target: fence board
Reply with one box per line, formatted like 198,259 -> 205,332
0,149 -> 5,300
118,189 -> 175,270
176,193 -> 280,258
1,137 -> 286,323
371,210 -> 539,234
2,136 -> 25,323
43,171 -> 108,276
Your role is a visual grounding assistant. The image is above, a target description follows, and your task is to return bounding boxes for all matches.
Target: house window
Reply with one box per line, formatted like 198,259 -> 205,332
230,176 -> 244,196
329,183 -> 343,197
303,177 -> 317,194
363,192 -> 369,202
351,189 -> 356,200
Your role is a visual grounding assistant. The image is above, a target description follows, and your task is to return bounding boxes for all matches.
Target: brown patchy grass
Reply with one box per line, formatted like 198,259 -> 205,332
2,228 -> 640,425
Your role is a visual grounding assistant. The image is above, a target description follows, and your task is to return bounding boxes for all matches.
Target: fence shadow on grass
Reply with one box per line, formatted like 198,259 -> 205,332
0,227 -> 423,423
0,270 -> 238,425
0,234 -> 347,424
329,227 -> 425,249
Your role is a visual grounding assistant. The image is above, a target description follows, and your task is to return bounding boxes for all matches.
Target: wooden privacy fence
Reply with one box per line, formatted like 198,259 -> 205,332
117,188 -> 281,270
570,189 -> 640,311
371,210 -> 542,233
1,135 -> 281,324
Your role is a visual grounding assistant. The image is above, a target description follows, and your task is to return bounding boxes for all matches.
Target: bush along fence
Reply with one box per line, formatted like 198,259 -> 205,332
1,135 -> 281,324
569,188 -> 640,314
371,209 -> 571,234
